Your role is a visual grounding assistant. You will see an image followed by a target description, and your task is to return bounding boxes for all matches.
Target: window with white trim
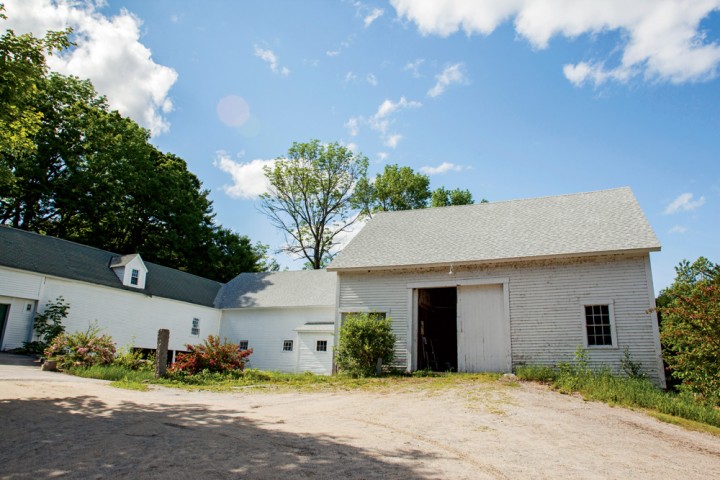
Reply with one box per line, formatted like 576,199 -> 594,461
584,304 -> 614,346
282,340 -> 293,351
316,340 -> 328,352
130,269 -> 140,286
239,340 -> 249,350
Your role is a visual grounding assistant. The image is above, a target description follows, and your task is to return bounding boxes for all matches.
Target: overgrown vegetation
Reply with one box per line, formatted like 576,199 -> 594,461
22,296 -> 69,353
44,323 -> 116,370
656,257 -> 720,405
169,335 -> 252,375
335,312 -> 396,377
516,348 -> 720,429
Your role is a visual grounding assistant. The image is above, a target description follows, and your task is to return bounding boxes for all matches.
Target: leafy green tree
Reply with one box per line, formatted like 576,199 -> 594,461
658,257 -> 720,404
431,187 -> 479,207
335,312 -> 396,377
23,296 -> 69,354
260,140 -> 368,269
0,7 -> 70,166
353,164 -> 430,216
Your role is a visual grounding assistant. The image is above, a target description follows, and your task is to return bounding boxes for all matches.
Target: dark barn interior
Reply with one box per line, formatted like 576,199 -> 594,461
417,287 -> 457,371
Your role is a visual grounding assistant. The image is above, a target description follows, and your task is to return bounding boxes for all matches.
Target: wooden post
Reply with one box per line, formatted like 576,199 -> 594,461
155,329 -> 169,379
376,357 -> 383,376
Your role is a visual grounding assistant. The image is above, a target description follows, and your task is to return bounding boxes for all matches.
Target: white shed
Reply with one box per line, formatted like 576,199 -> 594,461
328,188 -> 666,386
216,270 -> 337,374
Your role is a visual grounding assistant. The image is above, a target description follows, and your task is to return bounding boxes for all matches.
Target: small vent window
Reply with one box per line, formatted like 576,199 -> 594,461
239,340 -> 249,350
130,269 -> 139,286
191,318 -> 200,336
282,340 -> 293,352
316,340 -> 328,352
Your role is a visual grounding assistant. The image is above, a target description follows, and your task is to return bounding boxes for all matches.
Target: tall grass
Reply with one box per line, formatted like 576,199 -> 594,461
515,364 -> 720,428
69,364 -> 154,383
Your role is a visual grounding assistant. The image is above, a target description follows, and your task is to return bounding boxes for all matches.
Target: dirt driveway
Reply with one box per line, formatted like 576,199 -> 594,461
1,354 -> 719,479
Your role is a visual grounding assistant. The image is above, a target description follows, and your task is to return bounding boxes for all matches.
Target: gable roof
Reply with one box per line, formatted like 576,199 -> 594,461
0,226 -> 222,307
215,270 -> 337,309
327,187 -> 660,272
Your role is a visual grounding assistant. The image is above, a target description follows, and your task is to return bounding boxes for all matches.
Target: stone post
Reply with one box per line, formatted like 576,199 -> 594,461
155,329 -> 170,379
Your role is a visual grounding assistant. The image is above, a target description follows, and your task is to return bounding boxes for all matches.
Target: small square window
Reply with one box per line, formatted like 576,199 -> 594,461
282,340 -> 293,352
130,269 -> 139,286
585,304 -> 613,346
239,340 -> 249,350
316,340 -> 328,352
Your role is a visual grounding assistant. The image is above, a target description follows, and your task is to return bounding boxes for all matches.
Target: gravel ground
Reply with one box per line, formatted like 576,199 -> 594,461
1,353 -> 719,479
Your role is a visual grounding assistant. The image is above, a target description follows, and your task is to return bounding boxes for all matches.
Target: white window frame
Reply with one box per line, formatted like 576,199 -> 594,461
580,299 -> 618,349
130,269 -> 140,286
282,339 -> 294,352
316,340 -> 328,352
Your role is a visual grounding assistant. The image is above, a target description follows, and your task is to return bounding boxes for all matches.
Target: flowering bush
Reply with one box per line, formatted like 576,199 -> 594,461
44,323 -> 116,370
169,335 -> 252,375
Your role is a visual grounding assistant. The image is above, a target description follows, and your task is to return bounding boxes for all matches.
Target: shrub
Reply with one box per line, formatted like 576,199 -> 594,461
22,297 -> 69,354
335,312 -> 396,377
169,335 -> 252,375
114,345 -> 155,371
44,323 -> 116,370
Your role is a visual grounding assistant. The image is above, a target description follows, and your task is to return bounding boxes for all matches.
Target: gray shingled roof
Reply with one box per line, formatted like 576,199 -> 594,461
215,270 -> 337,309
327,187 -> 660,271
0,226 -> 222,307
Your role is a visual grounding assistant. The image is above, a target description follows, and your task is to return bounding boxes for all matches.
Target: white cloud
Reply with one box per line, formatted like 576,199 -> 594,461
214,152 -> 274,199
377,152 -> 388,162
344,71 -> 358,83
420,162 -> 465,175
254,45 -> 290,76
346,142 -> 358,152
669,225 -> 688,234
364,8 -> 385,27
427,63 -> 467,97
345,97 -> 421,148
4,0 -> 178,135
326,50 -> 341,57
384,134 -> 403,148
391,0 -> 720,86
345,117 -> 361,136
664,192 -> 706,214
366,73 -> 378,86
404,58 -> 425,77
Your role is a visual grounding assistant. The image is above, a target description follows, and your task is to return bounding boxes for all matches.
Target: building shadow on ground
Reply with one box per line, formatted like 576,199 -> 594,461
0,394 -> 442,479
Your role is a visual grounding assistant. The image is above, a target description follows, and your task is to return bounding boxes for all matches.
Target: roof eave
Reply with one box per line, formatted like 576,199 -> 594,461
327,247 -> 661,273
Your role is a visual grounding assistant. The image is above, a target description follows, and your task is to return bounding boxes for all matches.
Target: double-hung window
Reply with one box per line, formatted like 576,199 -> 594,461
582,302 -> 616,348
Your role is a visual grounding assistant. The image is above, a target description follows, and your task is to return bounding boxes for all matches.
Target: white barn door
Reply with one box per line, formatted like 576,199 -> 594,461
457,284 -> 509,372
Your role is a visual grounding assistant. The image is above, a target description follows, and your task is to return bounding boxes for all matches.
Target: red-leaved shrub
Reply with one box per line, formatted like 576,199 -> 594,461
169,335 -> 252,374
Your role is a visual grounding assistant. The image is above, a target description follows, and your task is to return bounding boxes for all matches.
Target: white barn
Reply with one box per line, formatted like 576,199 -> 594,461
327,187 -> 665,385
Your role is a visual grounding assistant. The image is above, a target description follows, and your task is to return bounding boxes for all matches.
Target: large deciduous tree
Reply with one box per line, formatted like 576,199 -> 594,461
352,164 -> 430,217
657,257 -> 720,404
260,140 -> 368,269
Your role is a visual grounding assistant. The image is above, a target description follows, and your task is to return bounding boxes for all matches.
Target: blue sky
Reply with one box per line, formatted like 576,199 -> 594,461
5,0 -> 720,292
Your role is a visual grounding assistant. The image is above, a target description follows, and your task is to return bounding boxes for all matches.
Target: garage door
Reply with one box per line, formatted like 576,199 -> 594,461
457,284 -> 509,372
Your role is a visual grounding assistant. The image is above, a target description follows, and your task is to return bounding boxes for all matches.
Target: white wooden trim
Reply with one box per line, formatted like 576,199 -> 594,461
580,299 -> 618,350
406,277 -> 509,290
503,281 -> 512,372
408,288 -> 417,371
644,255 -> 667,388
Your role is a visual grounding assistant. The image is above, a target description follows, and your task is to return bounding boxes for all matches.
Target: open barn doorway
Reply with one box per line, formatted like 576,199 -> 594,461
417,288 -> 457,372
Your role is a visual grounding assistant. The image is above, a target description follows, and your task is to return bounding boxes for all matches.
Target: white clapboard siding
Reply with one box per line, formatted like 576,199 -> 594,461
457,284 -> 508,372
0,267 -> 44,300
0,295 -> 36,350
40,277 -> 222,352
337,253 -> 663,383
295,326 -> 334,375
220,306 -> 335,373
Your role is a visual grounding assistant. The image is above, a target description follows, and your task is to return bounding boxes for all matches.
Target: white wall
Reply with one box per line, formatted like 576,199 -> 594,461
39,277 -> 221,352
337,254 -> 664,384
220,306 -> 335,373
0,267 -> 44,350
296,330 -> 334,375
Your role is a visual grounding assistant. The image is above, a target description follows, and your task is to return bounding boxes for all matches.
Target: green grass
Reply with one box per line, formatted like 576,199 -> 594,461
69,364 -> 155,383
515,365 -> 720,430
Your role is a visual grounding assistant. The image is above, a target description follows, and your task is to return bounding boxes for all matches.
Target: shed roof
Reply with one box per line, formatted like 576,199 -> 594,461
215,270 -> 337,309
327,187 -> 660,271
0,226 -> 222,307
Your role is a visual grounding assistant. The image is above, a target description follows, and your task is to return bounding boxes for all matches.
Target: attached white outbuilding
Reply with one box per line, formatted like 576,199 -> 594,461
216,270 -> 337,374
328,187 -> 666,386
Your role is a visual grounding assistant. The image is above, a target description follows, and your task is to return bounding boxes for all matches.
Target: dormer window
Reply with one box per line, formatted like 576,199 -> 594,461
130,269 -> 139,286
109,253 -> 148,289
